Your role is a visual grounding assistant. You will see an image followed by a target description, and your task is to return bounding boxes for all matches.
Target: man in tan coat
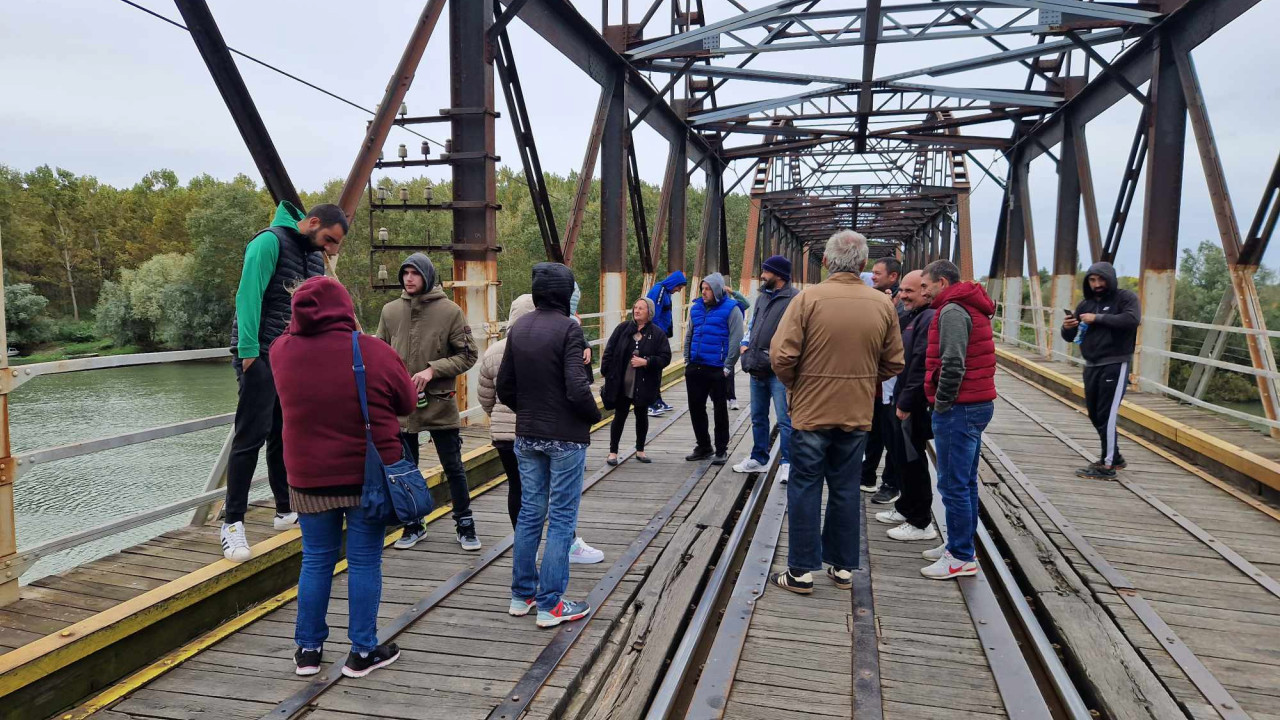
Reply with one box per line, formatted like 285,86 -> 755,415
768,230 -> 904,595
376,253 -> 479,551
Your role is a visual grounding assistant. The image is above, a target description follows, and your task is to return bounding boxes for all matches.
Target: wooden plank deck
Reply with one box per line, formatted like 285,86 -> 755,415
724,485 -> 1009,720
984,369 -> 1280,720
85,375 -> 757,720
0,428 -> 493,658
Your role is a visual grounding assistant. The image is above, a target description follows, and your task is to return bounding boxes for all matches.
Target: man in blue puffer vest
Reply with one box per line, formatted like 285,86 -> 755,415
646,271 -> 687,416
683,273 -> 744,465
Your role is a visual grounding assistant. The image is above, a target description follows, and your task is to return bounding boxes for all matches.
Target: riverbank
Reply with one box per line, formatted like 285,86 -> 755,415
10,339 -> 141,366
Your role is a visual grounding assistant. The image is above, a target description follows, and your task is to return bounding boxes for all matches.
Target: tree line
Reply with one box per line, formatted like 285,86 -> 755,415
0,164 -> 752,354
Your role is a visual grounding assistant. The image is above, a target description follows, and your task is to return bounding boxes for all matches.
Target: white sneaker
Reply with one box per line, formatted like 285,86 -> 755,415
875,509 -> 906,525
729,400 -> 739,411
273,512 -> 298,530
887,522 -> 939,542
921,550 -> 978,580
221,522 -> 252,563
922,543 -> 947,561
776,463 -> 790,483
569,537 -> 604,564
732,458 -> 767,474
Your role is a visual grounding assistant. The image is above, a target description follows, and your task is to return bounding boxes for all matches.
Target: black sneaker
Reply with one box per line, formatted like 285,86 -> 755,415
711,453 -> 728,466
860,481 -> 878,494
770,569 -> 814,595
870,486 -> 900,505
342,643 -> 400,678
1076,464 -> 1117,480
686,447 -> 713,461
456,516 -> 482,551
294,646 -> 322,676
1112,456 -> 1127,470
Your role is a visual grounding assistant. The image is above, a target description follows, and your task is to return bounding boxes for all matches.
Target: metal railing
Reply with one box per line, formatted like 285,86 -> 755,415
993,302 -> 1280,431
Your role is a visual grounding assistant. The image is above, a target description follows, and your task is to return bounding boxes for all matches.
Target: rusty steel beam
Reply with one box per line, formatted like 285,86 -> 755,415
602,67 -> 629,342
1177,51 -> 1280,436
449,0 -> 499,413
175,0 -> 302,210
1017,160 -> 1049,357
1136,31 -> 1186,389
337,0 -> 447,219
1053,120 -> 1082,360
564,75 -> 617,266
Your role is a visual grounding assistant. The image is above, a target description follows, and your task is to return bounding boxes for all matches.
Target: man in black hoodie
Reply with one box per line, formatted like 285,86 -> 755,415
497,263 -> 603,629
1061,262 -> 1141,479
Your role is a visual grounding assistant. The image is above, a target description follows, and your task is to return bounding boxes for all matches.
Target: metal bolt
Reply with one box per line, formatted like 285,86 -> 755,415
60,630 -> 73,637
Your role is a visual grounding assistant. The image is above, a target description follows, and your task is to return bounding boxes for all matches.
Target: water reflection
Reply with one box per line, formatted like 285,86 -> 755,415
11,360 -> 252,581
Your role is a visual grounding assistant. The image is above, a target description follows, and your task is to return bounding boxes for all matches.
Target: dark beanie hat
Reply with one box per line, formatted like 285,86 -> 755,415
762,254 -> 792,281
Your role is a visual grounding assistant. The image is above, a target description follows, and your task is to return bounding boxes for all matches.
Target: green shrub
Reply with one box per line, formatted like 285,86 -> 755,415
53,319 -> 97,343
4,282 -> 55,353
94,253 -> 229,350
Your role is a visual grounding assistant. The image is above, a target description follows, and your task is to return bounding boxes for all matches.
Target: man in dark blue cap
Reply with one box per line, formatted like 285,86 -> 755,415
734,255 -> 799,481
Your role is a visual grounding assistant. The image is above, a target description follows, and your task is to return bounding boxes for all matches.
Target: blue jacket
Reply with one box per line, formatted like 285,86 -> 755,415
647,271 -> 687,336
684,273 -> 744,371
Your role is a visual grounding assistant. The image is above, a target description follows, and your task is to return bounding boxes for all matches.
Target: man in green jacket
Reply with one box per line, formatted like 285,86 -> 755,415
377,253 -> 480,550
222,202 -> 346,564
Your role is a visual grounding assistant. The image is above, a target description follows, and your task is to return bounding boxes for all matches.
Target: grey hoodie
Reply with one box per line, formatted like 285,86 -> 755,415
399,252 -> 438,293
683,272 -> 744,372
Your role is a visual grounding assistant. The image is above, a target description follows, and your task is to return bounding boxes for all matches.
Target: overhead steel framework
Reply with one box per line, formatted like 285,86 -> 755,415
171,0 -> 1277,428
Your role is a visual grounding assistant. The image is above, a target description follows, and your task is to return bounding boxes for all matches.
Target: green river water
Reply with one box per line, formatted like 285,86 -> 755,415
10,360 -> 253,581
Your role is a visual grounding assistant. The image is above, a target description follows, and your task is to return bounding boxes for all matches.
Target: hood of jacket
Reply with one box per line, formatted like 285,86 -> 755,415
1083,261 -> 1118,300
570,283 -> 582,316
532,262 -> 575,315
286,276 -> 358,336
508,293 -> 536,324
701,272 -> 728,305
660,270 -> 687,292
399,252 -> 438,295
931,281 -> 995,317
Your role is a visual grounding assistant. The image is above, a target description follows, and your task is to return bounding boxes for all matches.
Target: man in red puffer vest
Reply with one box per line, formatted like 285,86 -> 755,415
919,260 -> 996,581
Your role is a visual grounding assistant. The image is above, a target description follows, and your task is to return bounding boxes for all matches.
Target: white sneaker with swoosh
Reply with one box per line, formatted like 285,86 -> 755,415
920,550 -> 978,580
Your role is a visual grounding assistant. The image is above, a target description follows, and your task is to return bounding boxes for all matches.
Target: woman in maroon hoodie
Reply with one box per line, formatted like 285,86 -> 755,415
272,276 -> 416,679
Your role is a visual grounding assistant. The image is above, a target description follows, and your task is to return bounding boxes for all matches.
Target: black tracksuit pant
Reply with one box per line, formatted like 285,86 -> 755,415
1083,361 -> 1128,466
400,428 -> 472,526
861,399 -> 900,490
686,363 -> 730,455
891,415 -> 932,530
225,354 -> 289,524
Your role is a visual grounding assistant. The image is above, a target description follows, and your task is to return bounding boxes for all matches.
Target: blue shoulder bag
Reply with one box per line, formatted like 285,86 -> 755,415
352,331 -> 435,524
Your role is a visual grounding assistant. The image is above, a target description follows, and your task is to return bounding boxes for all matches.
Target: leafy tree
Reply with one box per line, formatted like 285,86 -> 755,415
4,282 -> 54,353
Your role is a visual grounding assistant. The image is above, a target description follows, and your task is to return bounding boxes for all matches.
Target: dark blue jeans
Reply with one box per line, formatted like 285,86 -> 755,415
931,401 -> 994,562
786,428 -> 867,572
512,438 -> 588,611
295,505 -> 386,654
749,374 -> 791,465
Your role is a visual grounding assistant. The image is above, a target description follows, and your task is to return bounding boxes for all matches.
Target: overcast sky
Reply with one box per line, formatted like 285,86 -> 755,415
3,0 -> 1278,277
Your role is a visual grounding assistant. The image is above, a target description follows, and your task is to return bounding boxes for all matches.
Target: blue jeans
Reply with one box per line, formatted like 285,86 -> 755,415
932,401 -> 994,562
749,374 -> 791,465
786,428 -> 867,572
295,505 -> 386,654
512,437 -> 588,611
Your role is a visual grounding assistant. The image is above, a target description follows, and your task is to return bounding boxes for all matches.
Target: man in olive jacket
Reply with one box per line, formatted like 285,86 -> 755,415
376,253 -> 479,551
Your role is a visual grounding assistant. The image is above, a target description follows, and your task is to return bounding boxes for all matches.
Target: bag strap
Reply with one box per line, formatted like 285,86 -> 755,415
351,332 -> 375,444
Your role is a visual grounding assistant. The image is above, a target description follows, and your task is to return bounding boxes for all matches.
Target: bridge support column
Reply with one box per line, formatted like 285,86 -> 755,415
449,0 -> 497,415
0,230 -> 13,607
1053,120 -> 1083,362
668,139 -> 688,350
1003,162 -> 1028,346
940,211 -> 953,266
741,199 -> 763,297
601,68 -> 627,343
1137,33 -> 1186,390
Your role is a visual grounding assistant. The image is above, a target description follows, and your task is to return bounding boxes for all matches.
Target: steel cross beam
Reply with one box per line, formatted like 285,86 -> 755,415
497,0 -> 715,164
174,0 -> 301,210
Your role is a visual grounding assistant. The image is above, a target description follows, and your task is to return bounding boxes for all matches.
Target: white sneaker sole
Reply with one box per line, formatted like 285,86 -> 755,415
341,650 -> 400,678
295,665 -> 320,677
874,514 -> 905,525
860,484 -> 878,493
273,517 -> 298,531
569,553 -> 604,565
921,564 -> 979,580
536,610 -> 589,628
458,536 -> 482,552
223,548 -> 252,563
509,602 -> 535,617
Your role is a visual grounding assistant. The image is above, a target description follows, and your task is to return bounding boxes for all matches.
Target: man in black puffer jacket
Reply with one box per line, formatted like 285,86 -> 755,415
221,202 -> 346,564
497,263 -> 603,628
1061,261 -> 1141,480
